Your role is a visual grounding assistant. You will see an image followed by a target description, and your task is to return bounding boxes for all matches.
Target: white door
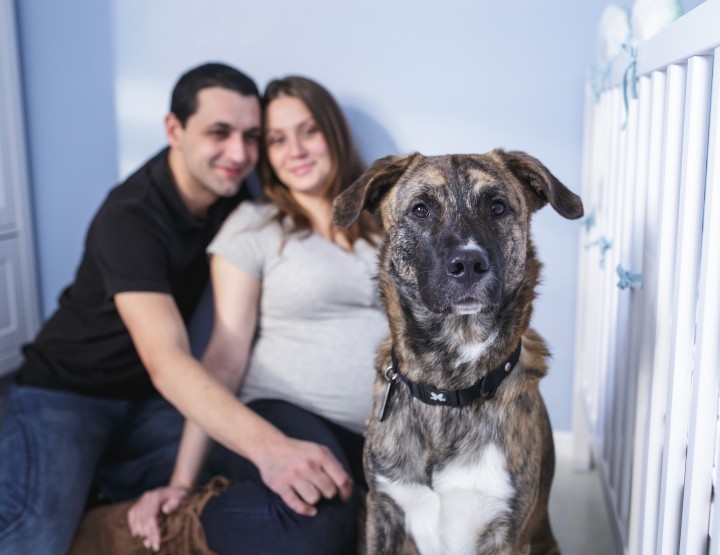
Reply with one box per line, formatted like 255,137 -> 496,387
0,0 -> 41,376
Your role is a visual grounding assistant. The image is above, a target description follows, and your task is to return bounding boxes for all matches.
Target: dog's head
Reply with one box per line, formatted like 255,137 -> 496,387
333,150 -> 583,316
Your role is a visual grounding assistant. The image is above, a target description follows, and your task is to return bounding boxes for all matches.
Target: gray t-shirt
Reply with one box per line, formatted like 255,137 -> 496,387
208,201 -> 387,434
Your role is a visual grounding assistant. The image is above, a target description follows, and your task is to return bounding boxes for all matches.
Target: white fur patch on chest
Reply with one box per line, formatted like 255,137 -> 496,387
375,444 -> 513,555
456,330 -> 498,365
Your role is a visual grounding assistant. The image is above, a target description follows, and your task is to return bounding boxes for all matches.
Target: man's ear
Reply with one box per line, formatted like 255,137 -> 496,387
493,149 -> 584,220
165,113 -> 183,149
333,153 -> 421,227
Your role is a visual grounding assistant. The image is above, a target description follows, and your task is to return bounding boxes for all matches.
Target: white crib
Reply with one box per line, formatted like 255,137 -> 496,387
574,1 -> 720,553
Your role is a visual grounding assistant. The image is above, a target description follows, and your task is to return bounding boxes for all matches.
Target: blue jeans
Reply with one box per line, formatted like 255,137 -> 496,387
202,399 -> 365,555
0,385 -> 183,555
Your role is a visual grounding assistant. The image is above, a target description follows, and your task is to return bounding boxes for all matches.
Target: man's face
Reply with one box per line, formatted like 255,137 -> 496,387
166,86 -> 261,213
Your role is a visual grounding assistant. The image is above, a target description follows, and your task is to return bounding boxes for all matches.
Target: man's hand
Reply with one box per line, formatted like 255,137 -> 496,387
255,437 -> 353,516
127,485 -> 189,552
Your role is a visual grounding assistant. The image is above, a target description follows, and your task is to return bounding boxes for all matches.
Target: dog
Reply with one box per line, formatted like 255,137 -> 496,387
332,150 -> 583,555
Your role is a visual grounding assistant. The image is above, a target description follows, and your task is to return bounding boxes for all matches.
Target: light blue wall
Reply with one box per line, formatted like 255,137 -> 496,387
16,0 -> 118,314
16,0 -> 707,431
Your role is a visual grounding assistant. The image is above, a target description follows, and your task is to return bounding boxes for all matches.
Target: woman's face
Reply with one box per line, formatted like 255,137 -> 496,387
264,95 -> 333,199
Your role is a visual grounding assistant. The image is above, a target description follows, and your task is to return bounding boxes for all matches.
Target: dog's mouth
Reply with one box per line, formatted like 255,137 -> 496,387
434,296 -> 498,316
449,297 -> 485,315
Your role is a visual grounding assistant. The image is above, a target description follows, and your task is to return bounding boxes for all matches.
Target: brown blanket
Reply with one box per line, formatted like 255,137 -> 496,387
69,476 -> 230,555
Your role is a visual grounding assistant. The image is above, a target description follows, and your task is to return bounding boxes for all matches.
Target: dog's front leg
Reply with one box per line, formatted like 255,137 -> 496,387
365,489 -> 407,555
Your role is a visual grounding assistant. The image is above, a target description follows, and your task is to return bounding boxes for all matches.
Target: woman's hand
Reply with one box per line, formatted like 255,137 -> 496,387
127,484 -> 190,552
254,437 -> 353,517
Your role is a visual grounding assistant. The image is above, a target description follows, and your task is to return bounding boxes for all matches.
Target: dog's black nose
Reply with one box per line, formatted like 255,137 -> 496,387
446,248 -> 490,283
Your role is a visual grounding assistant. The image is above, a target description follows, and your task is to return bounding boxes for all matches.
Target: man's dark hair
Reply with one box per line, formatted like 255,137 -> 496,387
170,62 -> 259,126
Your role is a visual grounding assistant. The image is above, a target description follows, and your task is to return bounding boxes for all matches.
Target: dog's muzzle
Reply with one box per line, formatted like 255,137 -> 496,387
414,243 -> 502,315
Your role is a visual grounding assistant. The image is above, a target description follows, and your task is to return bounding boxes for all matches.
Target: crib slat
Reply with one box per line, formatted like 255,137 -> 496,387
631,69 -> 668,555
582,92 -> 600,430
658,55 -> 712,555
596,88 -> 619,460
598,88 -> 620,499
620,72 -> 653,538
611,73 -> 642,533
582,84 -> 608,432
645,61 -> 686,555
608,84 -> 633,513
597,89 -> 621,464
571,82 -> 596,470
679,49 -> 720,555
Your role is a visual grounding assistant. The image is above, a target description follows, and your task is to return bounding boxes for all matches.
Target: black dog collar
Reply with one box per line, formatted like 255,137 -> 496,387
388,339 -> 522,409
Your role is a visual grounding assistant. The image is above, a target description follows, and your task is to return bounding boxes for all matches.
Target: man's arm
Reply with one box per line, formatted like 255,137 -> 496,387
114,289 -> 261,458
116,255 -> 353,514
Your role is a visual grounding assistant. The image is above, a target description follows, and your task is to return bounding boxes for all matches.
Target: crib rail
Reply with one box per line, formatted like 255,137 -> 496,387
575,1 -> 720,553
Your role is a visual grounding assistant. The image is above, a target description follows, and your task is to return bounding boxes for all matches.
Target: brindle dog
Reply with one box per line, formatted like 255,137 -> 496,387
333,150 -> 583,555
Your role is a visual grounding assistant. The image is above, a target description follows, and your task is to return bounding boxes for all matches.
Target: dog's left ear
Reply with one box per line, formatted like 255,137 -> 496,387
494,150 -> 584,220
333,153 -> 421,227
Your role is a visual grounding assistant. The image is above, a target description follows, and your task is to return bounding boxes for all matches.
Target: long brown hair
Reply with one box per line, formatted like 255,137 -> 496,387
259,76 -> 380,246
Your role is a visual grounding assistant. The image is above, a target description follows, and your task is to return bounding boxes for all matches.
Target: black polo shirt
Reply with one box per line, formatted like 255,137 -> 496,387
17,148 -> 247,398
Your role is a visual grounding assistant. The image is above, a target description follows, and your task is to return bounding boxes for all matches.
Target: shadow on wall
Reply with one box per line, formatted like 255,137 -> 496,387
343,105 -> 400,163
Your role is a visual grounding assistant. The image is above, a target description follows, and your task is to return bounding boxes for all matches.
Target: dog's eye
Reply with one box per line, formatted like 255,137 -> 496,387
412,203 -> 430,219
490,201 -> 506,216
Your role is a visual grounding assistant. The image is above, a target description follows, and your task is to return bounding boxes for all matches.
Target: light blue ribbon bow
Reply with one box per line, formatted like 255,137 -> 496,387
579,208 -> 596,233
585,236 -> 612,268
616,264 -> 642,290
620,42 -> 638,130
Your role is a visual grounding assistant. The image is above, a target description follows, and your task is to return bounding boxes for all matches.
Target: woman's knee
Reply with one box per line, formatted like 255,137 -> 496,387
247,399 -> 354,470
201,481 -> 360,555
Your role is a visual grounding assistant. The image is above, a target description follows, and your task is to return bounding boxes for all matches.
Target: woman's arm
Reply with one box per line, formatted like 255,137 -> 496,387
168,254 -> 262,487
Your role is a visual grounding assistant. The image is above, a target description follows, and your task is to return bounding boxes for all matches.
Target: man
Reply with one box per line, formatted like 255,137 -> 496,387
0,62 -> 261,554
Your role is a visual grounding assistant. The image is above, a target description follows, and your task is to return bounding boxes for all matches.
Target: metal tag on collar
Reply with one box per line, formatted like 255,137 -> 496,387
478,376 -> 494,400
378,362 -> 398,422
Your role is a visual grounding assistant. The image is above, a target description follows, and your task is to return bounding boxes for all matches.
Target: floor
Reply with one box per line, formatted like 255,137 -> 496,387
550,461 -> 619,554
0,373 -> 618,554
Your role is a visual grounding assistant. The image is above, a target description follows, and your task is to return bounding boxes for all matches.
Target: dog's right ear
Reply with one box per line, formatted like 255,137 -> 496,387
333,153 -> 420,227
